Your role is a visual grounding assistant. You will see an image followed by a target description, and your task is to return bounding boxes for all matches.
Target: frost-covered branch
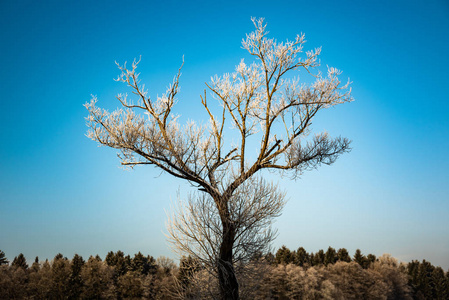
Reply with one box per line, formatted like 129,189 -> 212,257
85,18 -> 353,300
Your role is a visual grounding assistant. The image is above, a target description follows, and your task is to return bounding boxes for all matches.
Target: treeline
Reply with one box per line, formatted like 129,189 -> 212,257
265,246 -> 449,299
0,248 -> 448,299
0,250 -> 179,299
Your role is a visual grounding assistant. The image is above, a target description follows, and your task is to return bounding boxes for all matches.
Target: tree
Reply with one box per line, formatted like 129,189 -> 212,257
85,18 -> 352,299
105,250 -> 130,276
295,247 -> 310,267
36,260 -> 52,298
116,271 -> 143,299
370,254 -> 412,299
80,256 -> 113,299
432,267 -> 447,300
177,255 -> 201,293
0,250 -> 8,265
50,253 -> 71,299
130,252 -> 157,276
69,254 -> 85,299
275,246 -> 294,265
30,256 -> 40,272
11,253 -> 28,270
324,246 -> 337,266
353,249 -> 367,268
156,256 -> 176,275
336,248 -> 351,263
167,174 -> 286,293
312,249 -> 325,266
366,253 -> 377,266
28,257 -> 42,297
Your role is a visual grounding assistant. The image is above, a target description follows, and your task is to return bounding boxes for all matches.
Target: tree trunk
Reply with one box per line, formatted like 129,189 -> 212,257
217,221 -> 239,300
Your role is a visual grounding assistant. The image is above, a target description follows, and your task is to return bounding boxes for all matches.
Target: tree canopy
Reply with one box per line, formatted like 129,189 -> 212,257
85,18 -> 352,299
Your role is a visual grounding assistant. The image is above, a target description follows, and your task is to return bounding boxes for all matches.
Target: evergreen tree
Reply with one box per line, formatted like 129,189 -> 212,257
416,260 -> 435,298
275,246 -> 293,265
106,250 -> 129,276
0,250 -> 8,265
445,270 -> 449,299
11,253 -> 28,269
28,257 -> 42,297
353,249 -> 367,268
337,248 -> 351,262
294,247 -> 309,267
36,260 -> 53,298
81,256 -> 112,299
324,246 -> 337,266
117,271 -> 143,298
51,253 -> 71,299
131,251 -> 155,275
407,260 -> 420,287
312,249 -> 325,266
9,265 -> 29,298
30,256 -> 40,272
366,253 -> 377,267
124,255 -> 132,271
69,254 -> 85,300
71,254 -> 85,277
432,266 -> 447,300
54,253 -> 64,260
105,251 -> 116,266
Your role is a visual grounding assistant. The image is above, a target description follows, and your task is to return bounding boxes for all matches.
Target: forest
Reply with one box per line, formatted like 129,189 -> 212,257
0,246 -> 448,299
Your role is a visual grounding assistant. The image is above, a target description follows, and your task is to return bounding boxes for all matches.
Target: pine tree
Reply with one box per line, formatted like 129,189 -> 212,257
54,253 -> 64,260
0,250 -> 8,265
69,254 -> 85,300
71,254 -> 85,276
416,260 -> 435,298
432,266 -> 446,299
11,253 -> 28,269
312,250 -> 325,266
275,246 -> 293,265
337,248 -> 351,262
444,270 -> 449,300
131,252 -> 152,275
294,247 -> 309,267
324,246 -> 337,266
105,251 -> 129,276
51,253 -> 71,299
117,271 -> 143,298
105,251 -> 116,266
80,256 -> 112,299
30,256 -> 40,272
353,249 -> 367,268
366,254 -> 376,266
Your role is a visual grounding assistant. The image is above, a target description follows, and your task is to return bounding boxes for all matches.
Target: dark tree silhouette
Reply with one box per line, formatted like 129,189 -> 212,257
0,250 -> 8,266
11,253 -> 28,270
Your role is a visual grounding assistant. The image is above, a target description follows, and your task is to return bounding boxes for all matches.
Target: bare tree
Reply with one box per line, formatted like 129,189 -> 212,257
85,17 -> 352,300
167,176 -> 285,298
167,177 -> 284,269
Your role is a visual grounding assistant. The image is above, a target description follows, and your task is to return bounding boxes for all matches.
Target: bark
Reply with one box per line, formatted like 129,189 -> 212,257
217,220 -> 239,300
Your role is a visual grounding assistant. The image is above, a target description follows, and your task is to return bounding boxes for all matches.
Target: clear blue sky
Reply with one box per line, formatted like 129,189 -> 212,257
1,0 -> 448,269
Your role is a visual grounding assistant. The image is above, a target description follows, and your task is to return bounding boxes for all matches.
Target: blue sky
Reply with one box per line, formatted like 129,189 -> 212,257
1,0 -> 448,269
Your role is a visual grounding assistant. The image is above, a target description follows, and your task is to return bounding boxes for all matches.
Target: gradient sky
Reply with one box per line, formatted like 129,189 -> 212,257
1,0 -> 448,270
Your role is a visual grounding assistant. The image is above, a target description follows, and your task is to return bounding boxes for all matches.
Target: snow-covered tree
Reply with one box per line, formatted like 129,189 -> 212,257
85,18 -> 352,299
